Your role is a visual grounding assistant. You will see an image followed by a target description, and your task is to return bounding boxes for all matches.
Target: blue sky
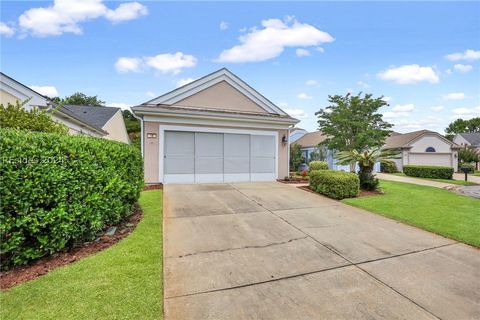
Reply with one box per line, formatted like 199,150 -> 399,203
1,1 -> 479,133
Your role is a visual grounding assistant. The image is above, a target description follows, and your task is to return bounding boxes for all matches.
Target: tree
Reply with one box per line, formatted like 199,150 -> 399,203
336,148 -> 400,191
289,143 -> 304,172
445,117 -> 480,140
0,101 -> 67,134
122,110 -> 141,149
316,93 -> 393,171
49,92 -> 105,106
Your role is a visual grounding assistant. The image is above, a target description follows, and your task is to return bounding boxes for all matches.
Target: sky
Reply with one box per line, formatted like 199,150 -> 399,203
1,1 -> 479,134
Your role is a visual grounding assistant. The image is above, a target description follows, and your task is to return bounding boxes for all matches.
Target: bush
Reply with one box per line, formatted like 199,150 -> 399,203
403,165 -> 453,179
459,162 -> 475,173
0,101 -> 68,134
380,162 -> 398,173
309,170 -> 360,200
0,128 -> 143,269
308,160 -> 329,171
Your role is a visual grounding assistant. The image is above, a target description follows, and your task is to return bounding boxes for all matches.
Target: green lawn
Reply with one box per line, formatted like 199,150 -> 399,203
390,172 -> 477,185
0,190 -> 163,320
343,181 -> 480,247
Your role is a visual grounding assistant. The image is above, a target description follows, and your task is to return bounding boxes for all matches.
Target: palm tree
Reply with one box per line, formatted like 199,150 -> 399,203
336,148 -> 400,190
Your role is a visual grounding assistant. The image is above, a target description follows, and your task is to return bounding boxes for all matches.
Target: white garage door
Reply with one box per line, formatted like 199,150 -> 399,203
163,130 -> 276,183
408,153 -> 452,167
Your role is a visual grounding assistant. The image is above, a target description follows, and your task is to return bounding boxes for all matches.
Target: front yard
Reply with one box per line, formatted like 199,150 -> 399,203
343,180 -> 480,247
0,190 -> 163,320
390,172 -> 477,186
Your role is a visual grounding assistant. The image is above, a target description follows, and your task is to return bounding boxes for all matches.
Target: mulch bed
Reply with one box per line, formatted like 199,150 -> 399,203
143,184 -> 163,191
0,205 -> 143,290
298,186 -> 383,198
277,179 -> 309,184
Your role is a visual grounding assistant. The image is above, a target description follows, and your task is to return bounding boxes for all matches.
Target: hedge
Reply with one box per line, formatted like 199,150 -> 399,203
308,161 -> 329,171
459,162 -> 475,173
0,128 -> 143,269
309,170 -> 360,200
380,162 -> 398,173
403,165 -> 453,179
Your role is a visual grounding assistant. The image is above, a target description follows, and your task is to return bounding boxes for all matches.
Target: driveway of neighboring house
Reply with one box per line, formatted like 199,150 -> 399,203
376,172 -> 457,188
453,172 -> 480,184
163,182 -> 479,320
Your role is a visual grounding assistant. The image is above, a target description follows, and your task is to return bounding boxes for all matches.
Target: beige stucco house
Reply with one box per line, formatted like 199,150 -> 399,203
132,68 -> 299,184
1,72 -> 129,143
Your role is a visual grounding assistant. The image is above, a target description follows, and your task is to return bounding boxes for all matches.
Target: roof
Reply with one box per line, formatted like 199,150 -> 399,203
61,105 -> 120,129
0,72 -> 51,108
458,132 -> 480,146
384,130 -> 460,149
294,131 -> 327,148
291,127 -> 307,133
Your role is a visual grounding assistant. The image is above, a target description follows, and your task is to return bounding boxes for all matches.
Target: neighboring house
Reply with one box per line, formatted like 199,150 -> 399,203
384,130 -> 460,171
132,68 -> 299,184
453,133 -> 480,151
289,127 -> 307,143
1,72 -> 129,143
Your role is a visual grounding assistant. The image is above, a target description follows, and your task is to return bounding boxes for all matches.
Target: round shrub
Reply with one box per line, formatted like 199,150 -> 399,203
309,161 -> 329,171
403,165 -> 453,179
0,128 -> 143,269
309,170 -> 359,199
380,162 -> 397,173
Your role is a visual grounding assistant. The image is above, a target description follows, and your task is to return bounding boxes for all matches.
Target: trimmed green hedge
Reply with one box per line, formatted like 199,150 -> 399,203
309,161 -> 329,171
309,170 -> 360,200
0,128 -> 143,269
459,162 -> 475,173
380,162 -> 398,173
403,165 -> 453,179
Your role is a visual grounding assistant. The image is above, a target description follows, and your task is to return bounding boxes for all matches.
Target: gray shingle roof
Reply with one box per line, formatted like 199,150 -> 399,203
459,133 -> 480,147
62,105 -> 120,129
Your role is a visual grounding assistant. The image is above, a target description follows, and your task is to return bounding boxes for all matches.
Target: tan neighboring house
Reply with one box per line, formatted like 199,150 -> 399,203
384,130 -> 460,171
0,72 -> 129,143
132,68 -> 299,184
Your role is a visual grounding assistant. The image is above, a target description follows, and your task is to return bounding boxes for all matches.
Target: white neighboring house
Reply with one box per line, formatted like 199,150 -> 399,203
289,127 -> 307,143
384,130 -> 460,171
453,132 -> 480,170
0,72 -> 129,143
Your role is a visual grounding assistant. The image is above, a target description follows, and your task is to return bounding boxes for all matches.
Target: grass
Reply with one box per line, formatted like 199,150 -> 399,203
0,190 -> 163,320
343,181 -> 480,247
473,171 -> 480,177
390,172 -> 477,186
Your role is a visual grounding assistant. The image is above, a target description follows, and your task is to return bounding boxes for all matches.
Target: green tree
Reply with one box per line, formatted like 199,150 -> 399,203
0,101 -> 67,134
289,143 -> 304,172
336,148 -> 400,191
49,92 -> 105,106
445,117 -> 480,140
316,93 -> 393,171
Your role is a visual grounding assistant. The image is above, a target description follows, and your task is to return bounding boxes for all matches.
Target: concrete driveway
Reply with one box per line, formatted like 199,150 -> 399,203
163,182 -> 480,320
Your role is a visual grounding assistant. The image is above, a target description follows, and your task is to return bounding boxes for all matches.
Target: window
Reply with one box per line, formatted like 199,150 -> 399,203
425,147 -> 436,152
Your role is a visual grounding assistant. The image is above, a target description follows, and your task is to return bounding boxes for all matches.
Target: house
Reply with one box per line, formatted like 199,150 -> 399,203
384,130 -> 460,171
289,127 -> 307,143
453,133 -> 480,150
1,72 -> 129,143
131,68 -> 299,184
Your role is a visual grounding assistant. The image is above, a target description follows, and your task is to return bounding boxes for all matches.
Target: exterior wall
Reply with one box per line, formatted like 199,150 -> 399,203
142,121 -> 288,184
406,135 -> 457,169
0,89 -> 19,105
176,81 -> 268,114
51,114 -> 101,137
102,110 -> 130,143
409,135 -> 451,153
453,135 -> 470,147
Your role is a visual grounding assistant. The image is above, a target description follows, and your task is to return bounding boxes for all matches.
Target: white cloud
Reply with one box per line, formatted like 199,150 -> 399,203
392,104 -> 415,112
104,2 -> 148,24
391,117 -> 444,133
452,106 -> 480,118
305,80 -> 318,86
30,85 -> 58,97
383,96 -> 393,102
430,105 -> 444,112
377,64 -> 439,84
115,57 -> 142,73
453,64 -> 473,73
0,22 -> 15,37
145,91 -> 156,97
285,108 -> 308,118
297,92 -> 312,100
383,111 -> 408,119
107,102 -> 130,110
295,48 -> 311,57
115,52 -> 197,74
445,69 -> 452,75
217,17 -> 334,63
443,92 -> 465,100
219,21 -> 228,30
176,77 -> 195,87
18,0 -> 147,37
315,47 -> 324,53
357,81 -> 370,88
445,49 -> 480,61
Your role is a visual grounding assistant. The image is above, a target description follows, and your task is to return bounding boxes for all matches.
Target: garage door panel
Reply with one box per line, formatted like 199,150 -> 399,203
224,158 -> 250,173
251,135 -> 275,157
165,131 -> 194,155
195,158 -> 223,174
195,133 -> 223,156
165,157 -> 195,174
225,134 -> 250,157
251,158 -> 275,173
409,154 -> 451,167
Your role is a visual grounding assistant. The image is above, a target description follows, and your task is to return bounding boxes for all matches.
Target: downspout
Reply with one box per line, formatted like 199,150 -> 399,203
132,112 -> 144,158
287,126 -> 291,178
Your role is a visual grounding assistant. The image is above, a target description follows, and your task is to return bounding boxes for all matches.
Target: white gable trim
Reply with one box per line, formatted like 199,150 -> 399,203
144,68 -> 288,116
1,73 -> 50,109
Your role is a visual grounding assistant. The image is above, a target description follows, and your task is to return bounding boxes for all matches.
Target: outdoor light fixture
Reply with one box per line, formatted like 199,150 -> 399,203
282,135 -> 288,145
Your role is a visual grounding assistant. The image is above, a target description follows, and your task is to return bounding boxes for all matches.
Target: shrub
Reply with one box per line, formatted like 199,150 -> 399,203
0,128 -> 143,269
0,101 -> 68,134
403,165 -> 453,179
380,162 -> 397,173
309,160 -> 329,171
309,170 -> 359,200
459,162 -> 475,173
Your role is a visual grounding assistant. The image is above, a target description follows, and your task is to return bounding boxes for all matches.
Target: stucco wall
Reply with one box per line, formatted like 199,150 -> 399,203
410,135 -> 451,153
142,121 -> 289,183
103,110 -> 130,143
0,89 -> 19,105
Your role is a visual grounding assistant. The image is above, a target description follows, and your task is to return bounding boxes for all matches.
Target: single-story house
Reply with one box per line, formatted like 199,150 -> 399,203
132,68 -> 299,184
289,127 -> 307,143
453,132 -> 480,169
384,130 -> 460,171
1,72 -> 129,143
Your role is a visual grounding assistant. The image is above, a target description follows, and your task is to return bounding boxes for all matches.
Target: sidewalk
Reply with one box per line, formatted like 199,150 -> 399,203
376,173 -> 456,189
453,173 -> 480,184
